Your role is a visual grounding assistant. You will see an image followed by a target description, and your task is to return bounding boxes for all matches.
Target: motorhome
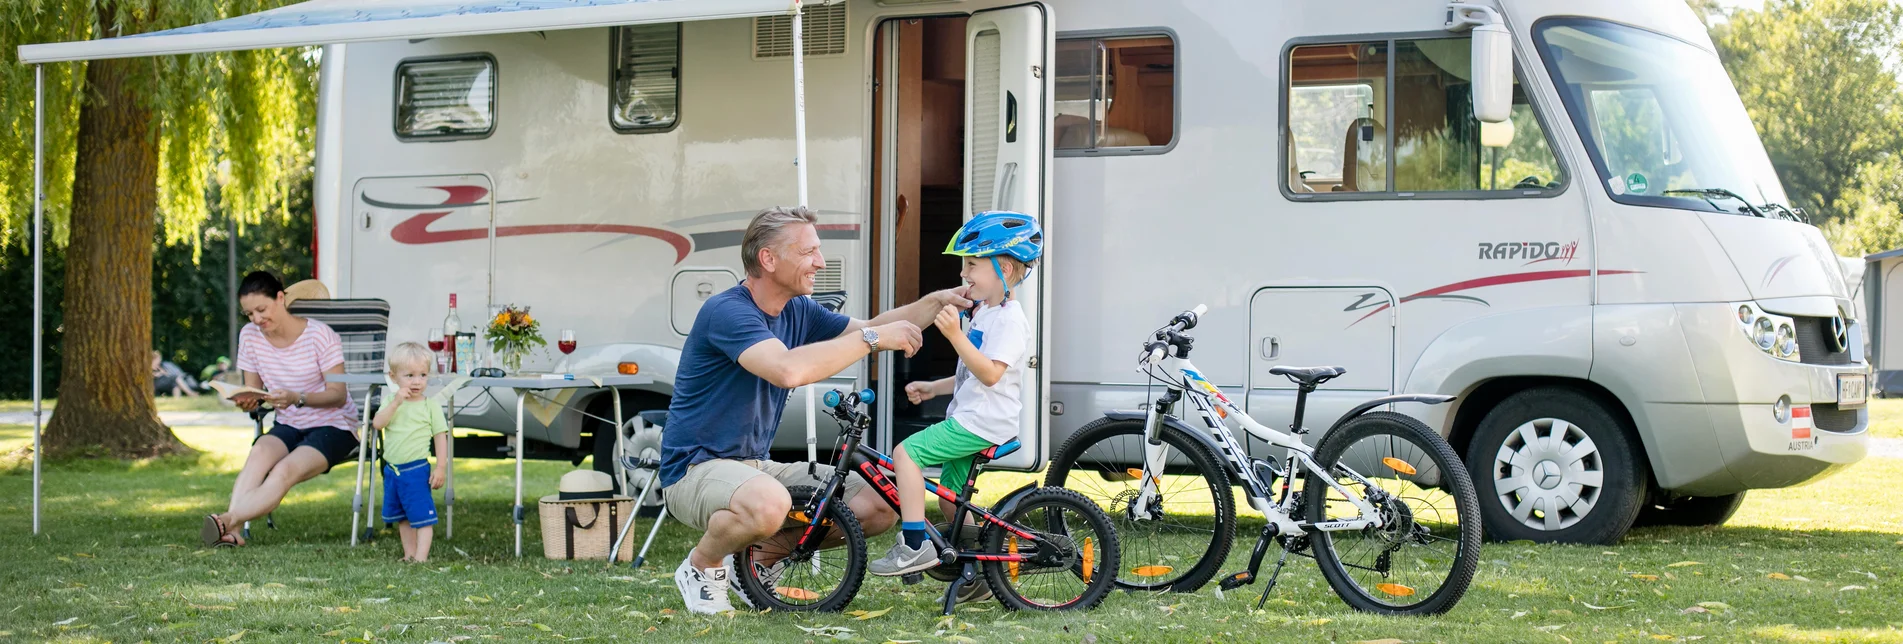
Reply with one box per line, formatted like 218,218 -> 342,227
137,0 -> 1863,544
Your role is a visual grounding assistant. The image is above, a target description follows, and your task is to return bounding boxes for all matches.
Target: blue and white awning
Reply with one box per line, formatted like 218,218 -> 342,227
18,0 -> 794,63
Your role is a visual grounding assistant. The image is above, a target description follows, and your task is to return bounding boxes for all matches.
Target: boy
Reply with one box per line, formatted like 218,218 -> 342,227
372,342 -> 450,562
873,211 -> 1043,578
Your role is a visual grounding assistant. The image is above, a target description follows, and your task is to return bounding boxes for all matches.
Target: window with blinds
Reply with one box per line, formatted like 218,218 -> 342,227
612,23 -> 683,132
395,55 -> 496,140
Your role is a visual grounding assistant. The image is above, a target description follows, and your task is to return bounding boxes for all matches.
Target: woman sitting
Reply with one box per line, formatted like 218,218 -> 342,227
201,271 -> 361,547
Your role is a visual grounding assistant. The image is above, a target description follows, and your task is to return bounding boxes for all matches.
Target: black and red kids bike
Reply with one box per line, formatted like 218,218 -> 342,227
732,389 -> 1119,615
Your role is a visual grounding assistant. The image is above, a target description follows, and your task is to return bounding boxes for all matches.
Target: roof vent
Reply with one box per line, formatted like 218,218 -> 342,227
753,2 -> 848,59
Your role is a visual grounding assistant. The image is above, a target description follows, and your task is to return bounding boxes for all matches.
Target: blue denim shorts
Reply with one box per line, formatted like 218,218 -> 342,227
381,459 -> 438,528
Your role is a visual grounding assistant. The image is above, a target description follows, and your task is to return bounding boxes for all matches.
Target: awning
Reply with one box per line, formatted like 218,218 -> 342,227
18,0 -> 793,63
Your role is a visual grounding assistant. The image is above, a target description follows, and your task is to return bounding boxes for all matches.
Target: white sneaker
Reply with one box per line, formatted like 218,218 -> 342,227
725,554 -> 783,610
674,554 -> 735,615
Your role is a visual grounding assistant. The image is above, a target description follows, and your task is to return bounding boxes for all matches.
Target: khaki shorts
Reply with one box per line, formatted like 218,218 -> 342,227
664,459 -> 874,531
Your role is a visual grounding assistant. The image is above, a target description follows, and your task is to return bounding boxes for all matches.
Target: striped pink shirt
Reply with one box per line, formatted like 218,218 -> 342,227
237,319 -> 360,430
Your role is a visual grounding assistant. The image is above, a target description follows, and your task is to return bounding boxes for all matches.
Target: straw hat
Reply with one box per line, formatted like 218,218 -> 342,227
540,470 -> 629,504
283,279 -> 330,305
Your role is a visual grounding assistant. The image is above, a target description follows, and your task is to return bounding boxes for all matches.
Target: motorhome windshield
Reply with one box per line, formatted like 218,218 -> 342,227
1534,18 -> 1789,216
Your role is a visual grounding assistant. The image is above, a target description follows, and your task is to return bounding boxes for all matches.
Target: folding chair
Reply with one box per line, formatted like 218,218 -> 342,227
239,298 -> 391,541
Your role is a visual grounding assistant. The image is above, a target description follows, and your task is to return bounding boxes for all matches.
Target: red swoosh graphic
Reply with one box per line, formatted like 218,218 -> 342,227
383,185 -> 693,263
1350,269 -> 1642,327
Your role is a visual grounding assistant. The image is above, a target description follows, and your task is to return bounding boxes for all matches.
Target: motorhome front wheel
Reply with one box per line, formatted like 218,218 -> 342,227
1466,388 -> 1648,545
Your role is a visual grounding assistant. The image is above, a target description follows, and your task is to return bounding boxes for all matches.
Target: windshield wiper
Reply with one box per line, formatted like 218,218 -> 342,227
1758,202 -> 1808,223
1661,188 -> 1766,218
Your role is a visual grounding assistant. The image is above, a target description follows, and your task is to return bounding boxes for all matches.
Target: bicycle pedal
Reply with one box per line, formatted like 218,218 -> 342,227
901,573 -> 923,585
1219,571 -> 1254,591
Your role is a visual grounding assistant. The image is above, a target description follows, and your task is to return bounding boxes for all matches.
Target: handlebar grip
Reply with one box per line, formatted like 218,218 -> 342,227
1191,304 -> 1208,317
1144,343 -> 1168,364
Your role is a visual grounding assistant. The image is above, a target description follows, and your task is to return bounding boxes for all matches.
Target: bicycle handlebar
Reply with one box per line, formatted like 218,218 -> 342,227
1142,304 -> 1209,365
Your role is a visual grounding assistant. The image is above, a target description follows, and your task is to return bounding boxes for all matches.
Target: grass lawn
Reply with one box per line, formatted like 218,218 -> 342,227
3,410 -> 1902,643
0,396 -> 235,414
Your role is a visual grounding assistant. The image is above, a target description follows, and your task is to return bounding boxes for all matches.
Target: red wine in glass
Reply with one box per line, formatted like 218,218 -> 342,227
428,327 -> 446,352
559,329 -> 576,355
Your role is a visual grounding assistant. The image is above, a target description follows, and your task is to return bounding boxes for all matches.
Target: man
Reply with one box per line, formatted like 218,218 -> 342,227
662,206 -> 974,614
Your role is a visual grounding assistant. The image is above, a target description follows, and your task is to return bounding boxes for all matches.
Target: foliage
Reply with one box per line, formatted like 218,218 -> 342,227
0,0 -> 316,255
1822,156 -> 1903,256
484,305 -> 546,372
1703,0 -> 1903,251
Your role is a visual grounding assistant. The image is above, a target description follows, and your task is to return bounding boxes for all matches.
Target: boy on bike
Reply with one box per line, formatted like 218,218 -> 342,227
875,211 -> 1042,578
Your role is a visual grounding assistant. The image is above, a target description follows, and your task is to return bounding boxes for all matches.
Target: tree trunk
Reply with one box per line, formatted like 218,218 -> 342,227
42,46 -> 190,458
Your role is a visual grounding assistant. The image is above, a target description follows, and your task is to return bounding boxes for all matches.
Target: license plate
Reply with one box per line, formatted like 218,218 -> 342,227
1838,373 -> 1868,409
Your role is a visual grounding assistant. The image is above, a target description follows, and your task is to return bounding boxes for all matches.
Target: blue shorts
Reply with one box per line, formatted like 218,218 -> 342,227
381,459 -> 438,528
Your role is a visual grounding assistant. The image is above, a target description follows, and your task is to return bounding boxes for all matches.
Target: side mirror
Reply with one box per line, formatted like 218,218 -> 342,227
1446,3 -> 1513,123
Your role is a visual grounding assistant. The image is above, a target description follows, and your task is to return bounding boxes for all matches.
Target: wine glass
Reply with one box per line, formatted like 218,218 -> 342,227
559,329 -> 577,355
427,328 -> 446,373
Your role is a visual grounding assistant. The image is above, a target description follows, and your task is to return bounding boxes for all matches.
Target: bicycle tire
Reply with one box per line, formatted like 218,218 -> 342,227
1045,416 -> 1235,592
733,486 -> 868,613
1304,411 -> 1482,615
981,487 -> 1121,611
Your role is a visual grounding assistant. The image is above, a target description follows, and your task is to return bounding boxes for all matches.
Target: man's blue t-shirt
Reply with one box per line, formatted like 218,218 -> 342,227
660,284 -> 851,487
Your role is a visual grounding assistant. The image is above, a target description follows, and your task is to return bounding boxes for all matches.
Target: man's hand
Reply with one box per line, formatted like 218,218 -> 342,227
904,381 -> 937,405
933,304 -> 962,339
872,321 -> 924,358
933,285 -> 974,311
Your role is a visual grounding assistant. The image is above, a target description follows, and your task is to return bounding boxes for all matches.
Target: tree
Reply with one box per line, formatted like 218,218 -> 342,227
1707,0 -> 1903,227
0,0 -> 314,457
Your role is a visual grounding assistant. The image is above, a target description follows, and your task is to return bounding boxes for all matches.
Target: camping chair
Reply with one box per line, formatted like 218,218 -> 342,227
239,298 -> 391,541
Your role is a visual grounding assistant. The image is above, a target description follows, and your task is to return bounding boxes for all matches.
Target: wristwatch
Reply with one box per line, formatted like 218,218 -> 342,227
860,327 -> 881,353
295,392 -> 307,407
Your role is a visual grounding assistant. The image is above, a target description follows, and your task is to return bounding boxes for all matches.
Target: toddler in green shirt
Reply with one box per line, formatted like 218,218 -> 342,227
372,342 -> 450,562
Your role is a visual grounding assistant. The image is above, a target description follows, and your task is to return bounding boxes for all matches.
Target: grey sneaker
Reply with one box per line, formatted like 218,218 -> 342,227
954,576 -> 993,604
725,554 -> 782,610
869,540 -> 942,577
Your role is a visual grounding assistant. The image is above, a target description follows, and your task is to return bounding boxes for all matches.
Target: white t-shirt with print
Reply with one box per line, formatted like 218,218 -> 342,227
946,300 -> 1031,445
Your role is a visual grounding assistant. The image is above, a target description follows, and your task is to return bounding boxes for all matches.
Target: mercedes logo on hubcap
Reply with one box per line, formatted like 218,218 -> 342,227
1534,460 -> 1563,490
1829,313 -> 1849,353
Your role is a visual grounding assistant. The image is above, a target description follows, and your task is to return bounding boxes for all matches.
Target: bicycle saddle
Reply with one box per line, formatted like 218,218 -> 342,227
1269,365 -> 1346,386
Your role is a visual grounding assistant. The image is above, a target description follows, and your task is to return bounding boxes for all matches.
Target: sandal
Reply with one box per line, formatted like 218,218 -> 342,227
201,514 -> 237,548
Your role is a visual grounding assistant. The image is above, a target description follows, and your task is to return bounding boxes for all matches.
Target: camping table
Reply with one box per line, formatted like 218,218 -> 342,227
328,373 -> 653,556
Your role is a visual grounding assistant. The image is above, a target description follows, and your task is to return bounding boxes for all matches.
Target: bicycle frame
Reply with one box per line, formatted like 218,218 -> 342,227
1132,355 -> 1386,537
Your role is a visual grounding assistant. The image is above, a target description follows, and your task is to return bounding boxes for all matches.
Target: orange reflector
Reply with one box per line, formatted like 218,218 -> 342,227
617,361 -> 640,375
790,512 -> 810,523
1382,457 -> 1417,476
1082,538 -> 1094,583
778,587 -> 819,601
1375,583 -> 1415,597
1008,536 -> 1020,582
1125,468 -> 1145,480
1215,406 -> 1228,419
1132,565 -> 1175,577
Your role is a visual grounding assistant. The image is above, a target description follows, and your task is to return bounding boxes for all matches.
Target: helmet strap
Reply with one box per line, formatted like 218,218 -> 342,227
991,256 -> 1029,302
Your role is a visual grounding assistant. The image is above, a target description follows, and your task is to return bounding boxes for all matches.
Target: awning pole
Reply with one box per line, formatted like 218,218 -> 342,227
32,63 -> 45,536
792,0 -> 819,466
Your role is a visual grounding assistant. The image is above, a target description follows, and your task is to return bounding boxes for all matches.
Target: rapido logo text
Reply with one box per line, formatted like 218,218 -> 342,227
1478,241 -> 1578,265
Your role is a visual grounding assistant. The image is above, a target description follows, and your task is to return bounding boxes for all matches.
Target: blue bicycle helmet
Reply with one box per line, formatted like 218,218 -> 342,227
945,211 -> 1042,300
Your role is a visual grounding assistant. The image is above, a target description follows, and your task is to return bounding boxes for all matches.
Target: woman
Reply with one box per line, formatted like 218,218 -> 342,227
201,271 -> 360,546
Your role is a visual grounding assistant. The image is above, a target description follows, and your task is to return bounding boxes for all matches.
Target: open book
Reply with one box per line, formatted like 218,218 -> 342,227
207,380 -> 269,405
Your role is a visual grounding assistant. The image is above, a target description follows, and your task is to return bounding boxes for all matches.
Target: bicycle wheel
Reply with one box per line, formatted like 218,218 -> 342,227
1304,411 -> 1482,615
733,486 -> 867,612
981,488 -> 1120,611
1045,416 -> 1234,592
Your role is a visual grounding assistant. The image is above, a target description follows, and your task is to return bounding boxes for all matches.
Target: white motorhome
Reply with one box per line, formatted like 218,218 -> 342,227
299,0 -> 1868,544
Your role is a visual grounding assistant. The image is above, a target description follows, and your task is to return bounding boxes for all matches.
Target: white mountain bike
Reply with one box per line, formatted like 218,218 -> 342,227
1045,306 -> 1483,614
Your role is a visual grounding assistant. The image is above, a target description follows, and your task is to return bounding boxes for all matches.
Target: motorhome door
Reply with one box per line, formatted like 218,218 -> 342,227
349,175 -> 494,344
964,3 -> 1052,471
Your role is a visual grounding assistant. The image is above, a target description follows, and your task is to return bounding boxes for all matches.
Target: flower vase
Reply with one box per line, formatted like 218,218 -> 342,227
496,346 -> 527,374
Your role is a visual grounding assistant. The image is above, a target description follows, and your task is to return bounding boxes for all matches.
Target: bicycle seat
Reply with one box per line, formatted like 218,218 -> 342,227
1269,365 -> 1346,386
638,410 -> 669,428
973,439 -> 1021,463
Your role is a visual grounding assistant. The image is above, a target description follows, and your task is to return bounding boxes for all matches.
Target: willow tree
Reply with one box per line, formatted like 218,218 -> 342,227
1,0 -> 313,457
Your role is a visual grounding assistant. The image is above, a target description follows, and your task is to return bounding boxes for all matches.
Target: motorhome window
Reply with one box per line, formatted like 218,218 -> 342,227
395,56 -> 495,140
1287,42 -> 1387,192
1053,34 -> 1175,153
1391,39 -> 1561,192
1534,19 -> 1789,211
612,23 -> 682,132
1284,37 -> 1563,197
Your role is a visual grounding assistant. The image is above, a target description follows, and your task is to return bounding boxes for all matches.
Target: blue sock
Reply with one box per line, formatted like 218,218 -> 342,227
901,521 -> 929,549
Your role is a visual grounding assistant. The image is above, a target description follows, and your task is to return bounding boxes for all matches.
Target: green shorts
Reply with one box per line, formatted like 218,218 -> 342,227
898,418 -> 998,495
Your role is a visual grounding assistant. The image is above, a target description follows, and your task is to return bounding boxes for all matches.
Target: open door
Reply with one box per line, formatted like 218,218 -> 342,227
964,3 -> 1051,471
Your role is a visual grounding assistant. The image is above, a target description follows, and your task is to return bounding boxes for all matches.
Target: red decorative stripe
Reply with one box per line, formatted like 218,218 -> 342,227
384,186 -> 694,263
1350,269 -> 1643,327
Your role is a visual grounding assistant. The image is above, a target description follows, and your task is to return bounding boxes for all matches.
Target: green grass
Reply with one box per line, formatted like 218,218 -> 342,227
0,396 -> 236,414
3,416 -> 1903,643
1867,399 -> 1903,440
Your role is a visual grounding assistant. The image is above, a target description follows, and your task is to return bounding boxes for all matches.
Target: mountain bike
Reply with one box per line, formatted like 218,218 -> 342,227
732,389 -> 1120,615
1044,305 -> 1483,614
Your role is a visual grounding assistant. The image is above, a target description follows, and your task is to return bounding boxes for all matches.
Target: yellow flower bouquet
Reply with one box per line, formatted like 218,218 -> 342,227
484,304 -> 545,373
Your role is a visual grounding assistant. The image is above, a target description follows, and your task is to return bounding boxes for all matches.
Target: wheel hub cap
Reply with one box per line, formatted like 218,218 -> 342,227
1533,460 -> 1563,489
1491,417 -> 1604,532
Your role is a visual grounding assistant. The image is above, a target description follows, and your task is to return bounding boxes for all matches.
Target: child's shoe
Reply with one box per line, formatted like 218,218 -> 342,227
869,540 -> 942,577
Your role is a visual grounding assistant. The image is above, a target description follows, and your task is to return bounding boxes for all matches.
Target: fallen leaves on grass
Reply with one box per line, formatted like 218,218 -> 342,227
1580,602 -> 1630,610
1766,573 -> 1792,580
1666,561 -> 1701,568
464,595 -> 492,604
1631,574 -> 1659,581
850,607 -> 892,620
190,604 -> 236,611
1840,585 -> 1867,592
52,618 -> 77,626
1304,618 -> 1333,626
794,624 -> 856,640
215,629 -> 247,643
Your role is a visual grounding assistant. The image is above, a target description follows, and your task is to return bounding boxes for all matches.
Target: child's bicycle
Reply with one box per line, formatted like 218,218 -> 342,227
732,388 -> 1120,615
1044,305 -> 1483,615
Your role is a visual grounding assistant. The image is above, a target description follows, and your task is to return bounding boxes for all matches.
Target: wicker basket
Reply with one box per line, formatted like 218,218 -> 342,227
538,498 -> 634,561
